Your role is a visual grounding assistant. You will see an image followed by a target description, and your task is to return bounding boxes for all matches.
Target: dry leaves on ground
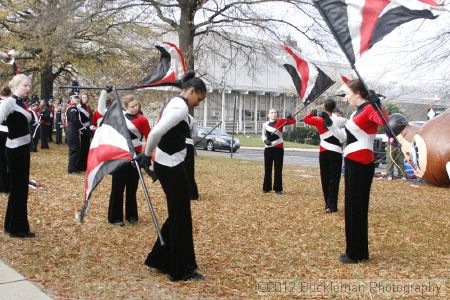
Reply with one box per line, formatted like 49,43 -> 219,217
0,144 -> 449,299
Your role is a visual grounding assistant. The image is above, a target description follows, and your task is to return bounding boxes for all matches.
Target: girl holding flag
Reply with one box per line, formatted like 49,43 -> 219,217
328,79 -> 389,264
141,71 -> 206,281
97,90 -> 151,226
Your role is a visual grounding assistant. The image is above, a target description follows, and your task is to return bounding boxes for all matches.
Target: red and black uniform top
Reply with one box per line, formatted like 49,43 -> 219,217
40,106 -> 51,126
77,103 -> 92,129
91,108 -> 104,129
261,117 -> 296,149
124,112 -> 151,154
304,113 -> 342,153
65,102 -> 83,131
344,102 -> 389,164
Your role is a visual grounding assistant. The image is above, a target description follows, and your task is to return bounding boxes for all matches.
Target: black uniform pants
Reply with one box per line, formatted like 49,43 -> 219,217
55,125 -> 63,144
344,158 -> 374,260
66,127 -> 81,173
79,132 -> 91,171
4,145 -> 30,234
145,162 -> 197,281
108,163 -> 139,223
0,132 -> 9,193
40,125 -> 50,149
319,150 -> 343,211
30,125 -> 39,152
263,147 -> 284,192
185,144 -> 199,200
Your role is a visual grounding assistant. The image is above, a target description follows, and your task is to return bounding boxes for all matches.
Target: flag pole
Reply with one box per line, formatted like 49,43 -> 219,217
194,121 -> 223,147
314,0 -> 399,144
134,159 -> 165,246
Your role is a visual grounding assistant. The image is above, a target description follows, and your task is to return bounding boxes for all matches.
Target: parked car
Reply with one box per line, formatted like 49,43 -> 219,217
194,127 -> 240,153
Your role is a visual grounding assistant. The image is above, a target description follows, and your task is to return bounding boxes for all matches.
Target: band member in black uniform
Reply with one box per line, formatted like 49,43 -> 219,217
29,100 -> 40,152
0,74 -> 35,238
55,102 -> 64,144
304,99 -> 345,213
0,85 -> 12,193
261,108 -> 296,195
185,114 -> 199,200
65,93 -> 83,174
141,71 -> 205,281
97,89 -> 151,226
39,100 -> 51,149
78,93 -> 92,171
48,100 -> 54,142
328,79 -> 389,263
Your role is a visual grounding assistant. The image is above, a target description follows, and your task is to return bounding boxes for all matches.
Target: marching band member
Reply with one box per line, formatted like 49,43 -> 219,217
328,79 -> 389,264
29,100 -> 40,152
0,74 -> 34,238
55,101 -> 64,144
140,71 -> 205,281
65,92 -> 83,174
39,99 -> 51,149
78,93 -> 92,171
261,108 -> 296,195
0,85 -> 12,193
97,90 -> 151,226
304,99 -> 345,213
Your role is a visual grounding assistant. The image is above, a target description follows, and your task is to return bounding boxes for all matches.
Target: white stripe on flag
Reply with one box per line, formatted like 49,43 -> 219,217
90,124 -> 131,152
346,0 -> 364,58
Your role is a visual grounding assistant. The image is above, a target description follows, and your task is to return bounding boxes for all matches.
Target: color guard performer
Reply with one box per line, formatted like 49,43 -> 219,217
97,89 -> 151,226
141,71 -> 205,281
0,74 -> 35,238
304,99 -> 346,213
65,92 -> 83,174
328,79 -> 390,263
261,108 -> 296,195
78,93 -> 92,171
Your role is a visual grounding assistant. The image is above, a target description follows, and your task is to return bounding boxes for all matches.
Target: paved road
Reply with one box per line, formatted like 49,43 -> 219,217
196,147 -> 320,166
196,147 -> 387,172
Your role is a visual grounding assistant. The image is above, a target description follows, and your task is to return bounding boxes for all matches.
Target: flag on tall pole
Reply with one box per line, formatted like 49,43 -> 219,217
282,45 -> 335,105
77,92 -> 136,223
134,42 -> 186,88
314,0 -> 443,65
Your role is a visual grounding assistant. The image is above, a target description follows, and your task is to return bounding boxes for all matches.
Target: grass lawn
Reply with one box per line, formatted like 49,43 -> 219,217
235,134 -> 319,149
0,144 -> 448,299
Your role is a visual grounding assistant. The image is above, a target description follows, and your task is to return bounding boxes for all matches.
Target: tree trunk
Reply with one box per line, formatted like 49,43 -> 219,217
40,62 -> 54,100
178,1 -> 197,116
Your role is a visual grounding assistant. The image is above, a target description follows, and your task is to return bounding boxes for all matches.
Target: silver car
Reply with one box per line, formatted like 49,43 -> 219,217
194,127 -> 240,153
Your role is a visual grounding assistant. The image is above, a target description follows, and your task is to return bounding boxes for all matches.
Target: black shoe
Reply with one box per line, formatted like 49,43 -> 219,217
110,221 -> 124,227
339,253 -> 364,264
128,217 -> 138,225
183,270 -> 205,281
9,231 -> 36,238
275,191 -> 283,195
263,190 -> 270,193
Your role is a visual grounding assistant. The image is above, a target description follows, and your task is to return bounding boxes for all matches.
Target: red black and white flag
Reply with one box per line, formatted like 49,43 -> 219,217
0,49 -> 19,75
315,0 -> 443,65
282,45 -> 335,105
77,94 -> 136,223
134,42 -> 186,88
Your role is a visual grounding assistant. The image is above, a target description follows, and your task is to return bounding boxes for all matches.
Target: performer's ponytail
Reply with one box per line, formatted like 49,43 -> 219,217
181,70 -> 206,94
